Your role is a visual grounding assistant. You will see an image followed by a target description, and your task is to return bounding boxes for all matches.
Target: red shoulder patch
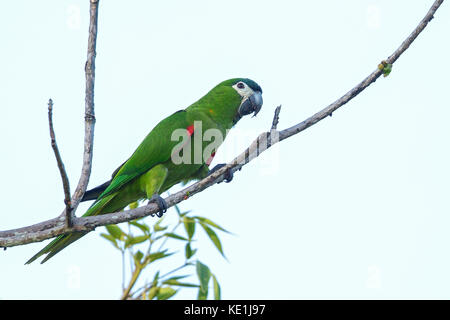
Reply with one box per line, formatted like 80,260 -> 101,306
186,124 -> 194,136
206,151 -> 216,166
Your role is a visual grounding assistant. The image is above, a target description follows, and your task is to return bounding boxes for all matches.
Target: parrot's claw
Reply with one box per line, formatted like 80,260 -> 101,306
148,193 -> 167,218
208,163 -> 234,183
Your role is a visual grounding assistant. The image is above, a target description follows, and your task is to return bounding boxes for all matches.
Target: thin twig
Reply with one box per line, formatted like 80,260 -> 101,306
67,0 -> 99,216
121,264 -> 142,300
271,105 -> 282,130
48,99 -> 73,227
0,0 -> 444,248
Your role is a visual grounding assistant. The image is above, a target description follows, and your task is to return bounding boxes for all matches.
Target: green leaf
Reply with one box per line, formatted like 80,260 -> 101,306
179,210 -> 191,217
199,222 -> 225,257
145,272 -> 161,299
378,60 -> 393,77
212,274 -> 221,300
164,232 -> 188,241
172,202 -> 191,217
133,250 -> 144,266
197,287 -> 208,300
163,275 -> 189,281
174,203 -> 182,216
383,64 -> 392,77
185,242 -> 197,260
124,235 -> 149,248
105,224 -> 124,240
194,216 -> 230,233
129,220 -> 150,234
147,286 -> 159,300
162,279 -> 199,288
148,250 -> 175,263
183,217 -> 196,240
128,201 -> 139,209
153,217 -> 168,232
157,287 -> 178,300
152,271 -> 160,286
196,260 -> 211,293
153,224 -> 168,232
100,233 -> 119,249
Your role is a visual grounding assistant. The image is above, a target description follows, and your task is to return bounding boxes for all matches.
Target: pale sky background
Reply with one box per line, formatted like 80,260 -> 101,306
1,0 -> 449,299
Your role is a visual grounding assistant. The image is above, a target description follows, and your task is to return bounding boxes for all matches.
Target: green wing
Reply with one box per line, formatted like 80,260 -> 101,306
96,110 -> 190,200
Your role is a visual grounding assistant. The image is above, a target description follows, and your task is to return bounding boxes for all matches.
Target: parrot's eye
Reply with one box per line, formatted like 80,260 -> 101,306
237,82 -> 245,89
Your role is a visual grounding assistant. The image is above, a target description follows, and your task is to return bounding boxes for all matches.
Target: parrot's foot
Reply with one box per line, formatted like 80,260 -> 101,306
208,163 -> 234,183
148,193 -> 167,218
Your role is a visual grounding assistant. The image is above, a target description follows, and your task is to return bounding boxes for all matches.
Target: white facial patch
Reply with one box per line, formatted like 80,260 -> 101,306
232,81 -> 254,101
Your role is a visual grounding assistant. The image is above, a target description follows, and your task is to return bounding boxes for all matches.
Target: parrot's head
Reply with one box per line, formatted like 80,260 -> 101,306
230,78 -> 263,123
192,78 -> 263,128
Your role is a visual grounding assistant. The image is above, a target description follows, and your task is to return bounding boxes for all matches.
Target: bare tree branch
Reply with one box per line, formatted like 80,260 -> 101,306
0,0 -> 444,248
68,0 -> 99,214
47,99 -> 73,227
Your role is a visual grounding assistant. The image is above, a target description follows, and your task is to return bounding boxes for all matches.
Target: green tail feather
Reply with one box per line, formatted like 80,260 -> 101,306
25,194 -> 115,264
25,232 -> 88,264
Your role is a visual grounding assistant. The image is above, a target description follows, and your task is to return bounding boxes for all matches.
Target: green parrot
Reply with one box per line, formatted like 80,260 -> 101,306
26,78 -> 263,264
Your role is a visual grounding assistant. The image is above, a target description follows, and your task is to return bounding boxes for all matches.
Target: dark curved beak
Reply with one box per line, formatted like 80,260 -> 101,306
238,91 -> 263,118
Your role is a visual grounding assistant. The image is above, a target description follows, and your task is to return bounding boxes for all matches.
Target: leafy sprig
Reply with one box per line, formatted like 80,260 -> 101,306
100,202 -> 228,300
